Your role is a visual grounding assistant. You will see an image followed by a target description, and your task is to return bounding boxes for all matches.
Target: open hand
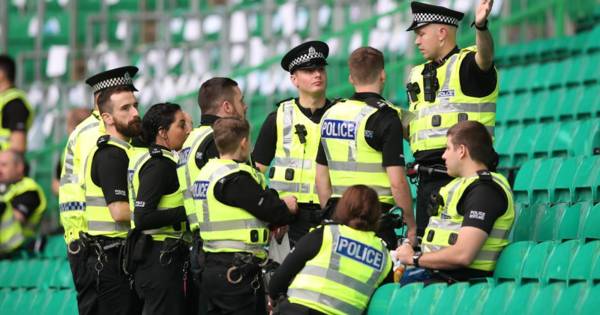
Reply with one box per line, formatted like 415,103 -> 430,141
475,0 -> 493,27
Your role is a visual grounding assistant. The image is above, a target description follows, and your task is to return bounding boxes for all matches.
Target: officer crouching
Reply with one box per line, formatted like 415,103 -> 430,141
193,117 -> 298,314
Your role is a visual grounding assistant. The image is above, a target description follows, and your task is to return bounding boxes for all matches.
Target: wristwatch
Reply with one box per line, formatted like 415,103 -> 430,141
412,252 -> 422,268
472,19 -> 488,31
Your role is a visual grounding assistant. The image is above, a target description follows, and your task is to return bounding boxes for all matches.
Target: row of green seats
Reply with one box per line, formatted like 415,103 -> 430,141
495,24 -> 600,67
496,119 -> 600,169
499,51 -> 600,94
368,280 -> 600,315
512,155 -> 600,205
0,288 -> 76,315
0,259 -> 73,289
511,202 -> 600,242
494,240 -> 600,284
496,82 -> 600,126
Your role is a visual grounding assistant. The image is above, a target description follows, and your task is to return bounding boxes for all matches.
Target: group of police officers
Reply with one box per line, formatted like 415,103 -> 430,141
55,0 -> 516,314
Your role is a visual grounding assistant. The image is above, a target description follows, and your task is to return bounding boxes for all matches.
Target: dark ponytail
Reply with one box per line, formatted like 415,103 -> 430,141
141,102 -> 181,145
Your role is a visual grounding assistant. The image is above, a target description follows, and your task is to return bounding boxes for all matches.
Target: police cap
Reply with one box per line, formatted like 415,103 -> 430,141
281,41 -> 329,73
85,66 -> 139,94
406,1 -> 465,31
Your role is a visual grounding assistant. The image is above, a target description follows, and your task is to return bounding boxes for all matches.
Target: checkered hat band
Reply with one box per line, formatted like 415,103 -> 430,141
288,51 -> 325,71
92,76 -> 133,93
414,13 -> 459,26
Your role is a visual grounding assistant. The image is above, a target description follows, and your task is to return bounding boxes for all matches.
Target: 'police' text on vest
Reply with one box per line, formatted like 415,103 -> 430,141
335,236 -> 384,271
192,180 -> 209,200
321,119 -> 357,140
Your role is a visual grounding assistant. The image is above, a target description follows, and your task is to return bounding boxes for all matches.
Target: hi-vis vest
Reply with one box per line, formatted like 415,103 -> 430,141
0,190 -> 24,254
83,135 -> 132,239
270,99 -> 320,203
320,99 -> 393,204
288,224 -> 391,315
59,111 -> 104,244
129,147 -> 186,241
177,126 -> 213,231
422,171 -> 514,271
0,88 -> 33,151
407,46 -> 498,153
194,159 -> 269,259
5,177 -> 47,239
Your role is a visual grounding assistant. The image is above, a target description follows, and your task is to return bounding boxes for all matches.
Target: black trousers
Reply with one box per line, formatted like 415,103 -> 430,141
134,239 -> 194,315
86,244 -> 142,315
416,176 -> 452,237
288,203 -> 322,247
201,253 -> 266,315
274,298 -> 325,315
67,241 -> 98,315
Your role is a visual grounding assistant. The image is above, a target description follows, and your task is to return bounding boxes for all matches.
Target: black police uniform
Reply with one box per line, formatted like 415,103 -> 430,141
201,162 -> 296,315
131,144 -> 193,315
316,92 -> 406,249
406,2 -> 498,236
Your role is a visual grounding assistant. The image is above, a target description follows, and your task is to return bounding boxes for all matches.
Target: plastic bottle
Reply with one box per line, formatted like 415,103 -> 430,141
391,238 -> 411,283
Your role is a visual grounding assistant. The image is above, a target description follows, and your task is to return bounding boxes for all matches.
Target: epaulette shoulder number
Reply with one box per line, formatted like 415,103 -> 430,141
97,135 -> 110,147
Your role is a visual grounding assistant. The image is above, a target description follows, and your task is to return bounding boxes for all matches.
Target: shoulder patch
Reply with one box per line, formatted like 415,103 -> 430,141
149,146 -> 163,157
97,135 -> 110,147
477,170 -> 492,182
276,97 -> 295,107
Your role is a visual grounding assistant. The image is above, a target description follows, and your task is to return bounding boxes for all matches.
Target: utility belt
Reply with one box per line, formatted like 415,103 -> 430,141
79,232 -> 128,290
297,202 -> 327,224
206,251 -> 278,294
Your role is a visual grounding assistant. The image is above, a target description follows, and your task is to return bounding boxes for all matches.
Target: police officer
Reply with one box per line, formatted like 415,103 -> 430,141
404,0 -> 498,237
194,117 -> 298,314
82,69 -> 142,314
269,185 -> 392,315
0,54 -> 32,153
316,47 -> 416,248
128,103 -> 192,314
0,185 -> 24,257
253,41 -> 332,246
58,66 -> 136,315
396,121 -> 513,283
0,150 -> 46,241
178,77 -> 247,232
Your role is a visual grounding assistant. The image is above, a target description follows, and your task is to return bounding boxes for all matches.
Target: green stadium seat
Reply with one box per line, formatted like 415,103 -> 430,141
481,281 -> 516,315
367,283 -> 396,314
521,241 -> 555,282
579,83 -> 600,119
495,94 -> 513,126
578,284 -> 600,315
534,204 -> 568,242
531,122 -> 556,159
580,53 -> 600,84
571,119 -> 600,157
556,86 -> 584,122
496,125 -> 521,168
556,202 -> 590,241
504,92 -> 529,125
572,155 -> 600,203
568,240 -> 600,283
581,203 -> 600,241
411,282 -> 447,315
512,159 -> 542,205
541,240 -> 579,283
431,282 -> 469,315
555,282 -> 590,314
528,282 -> 565,314
504,282 -> 539,314
520,90 -> 544,124
511,124 -> 541,167
494,241 -> 535,281
47,260 -> 74,289
549,121 -> 579,157
42,235 -> 67,258
454,282 -> 491,314
511,204 -> 543,242
551,157 -> 582,203
530,158 -> 562,205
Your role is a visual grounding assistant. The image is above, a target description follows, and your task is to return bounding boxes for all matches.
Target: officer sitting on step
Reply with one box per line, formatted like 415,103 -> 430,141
194,117 -> 298,315
395,121 -> 514,283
